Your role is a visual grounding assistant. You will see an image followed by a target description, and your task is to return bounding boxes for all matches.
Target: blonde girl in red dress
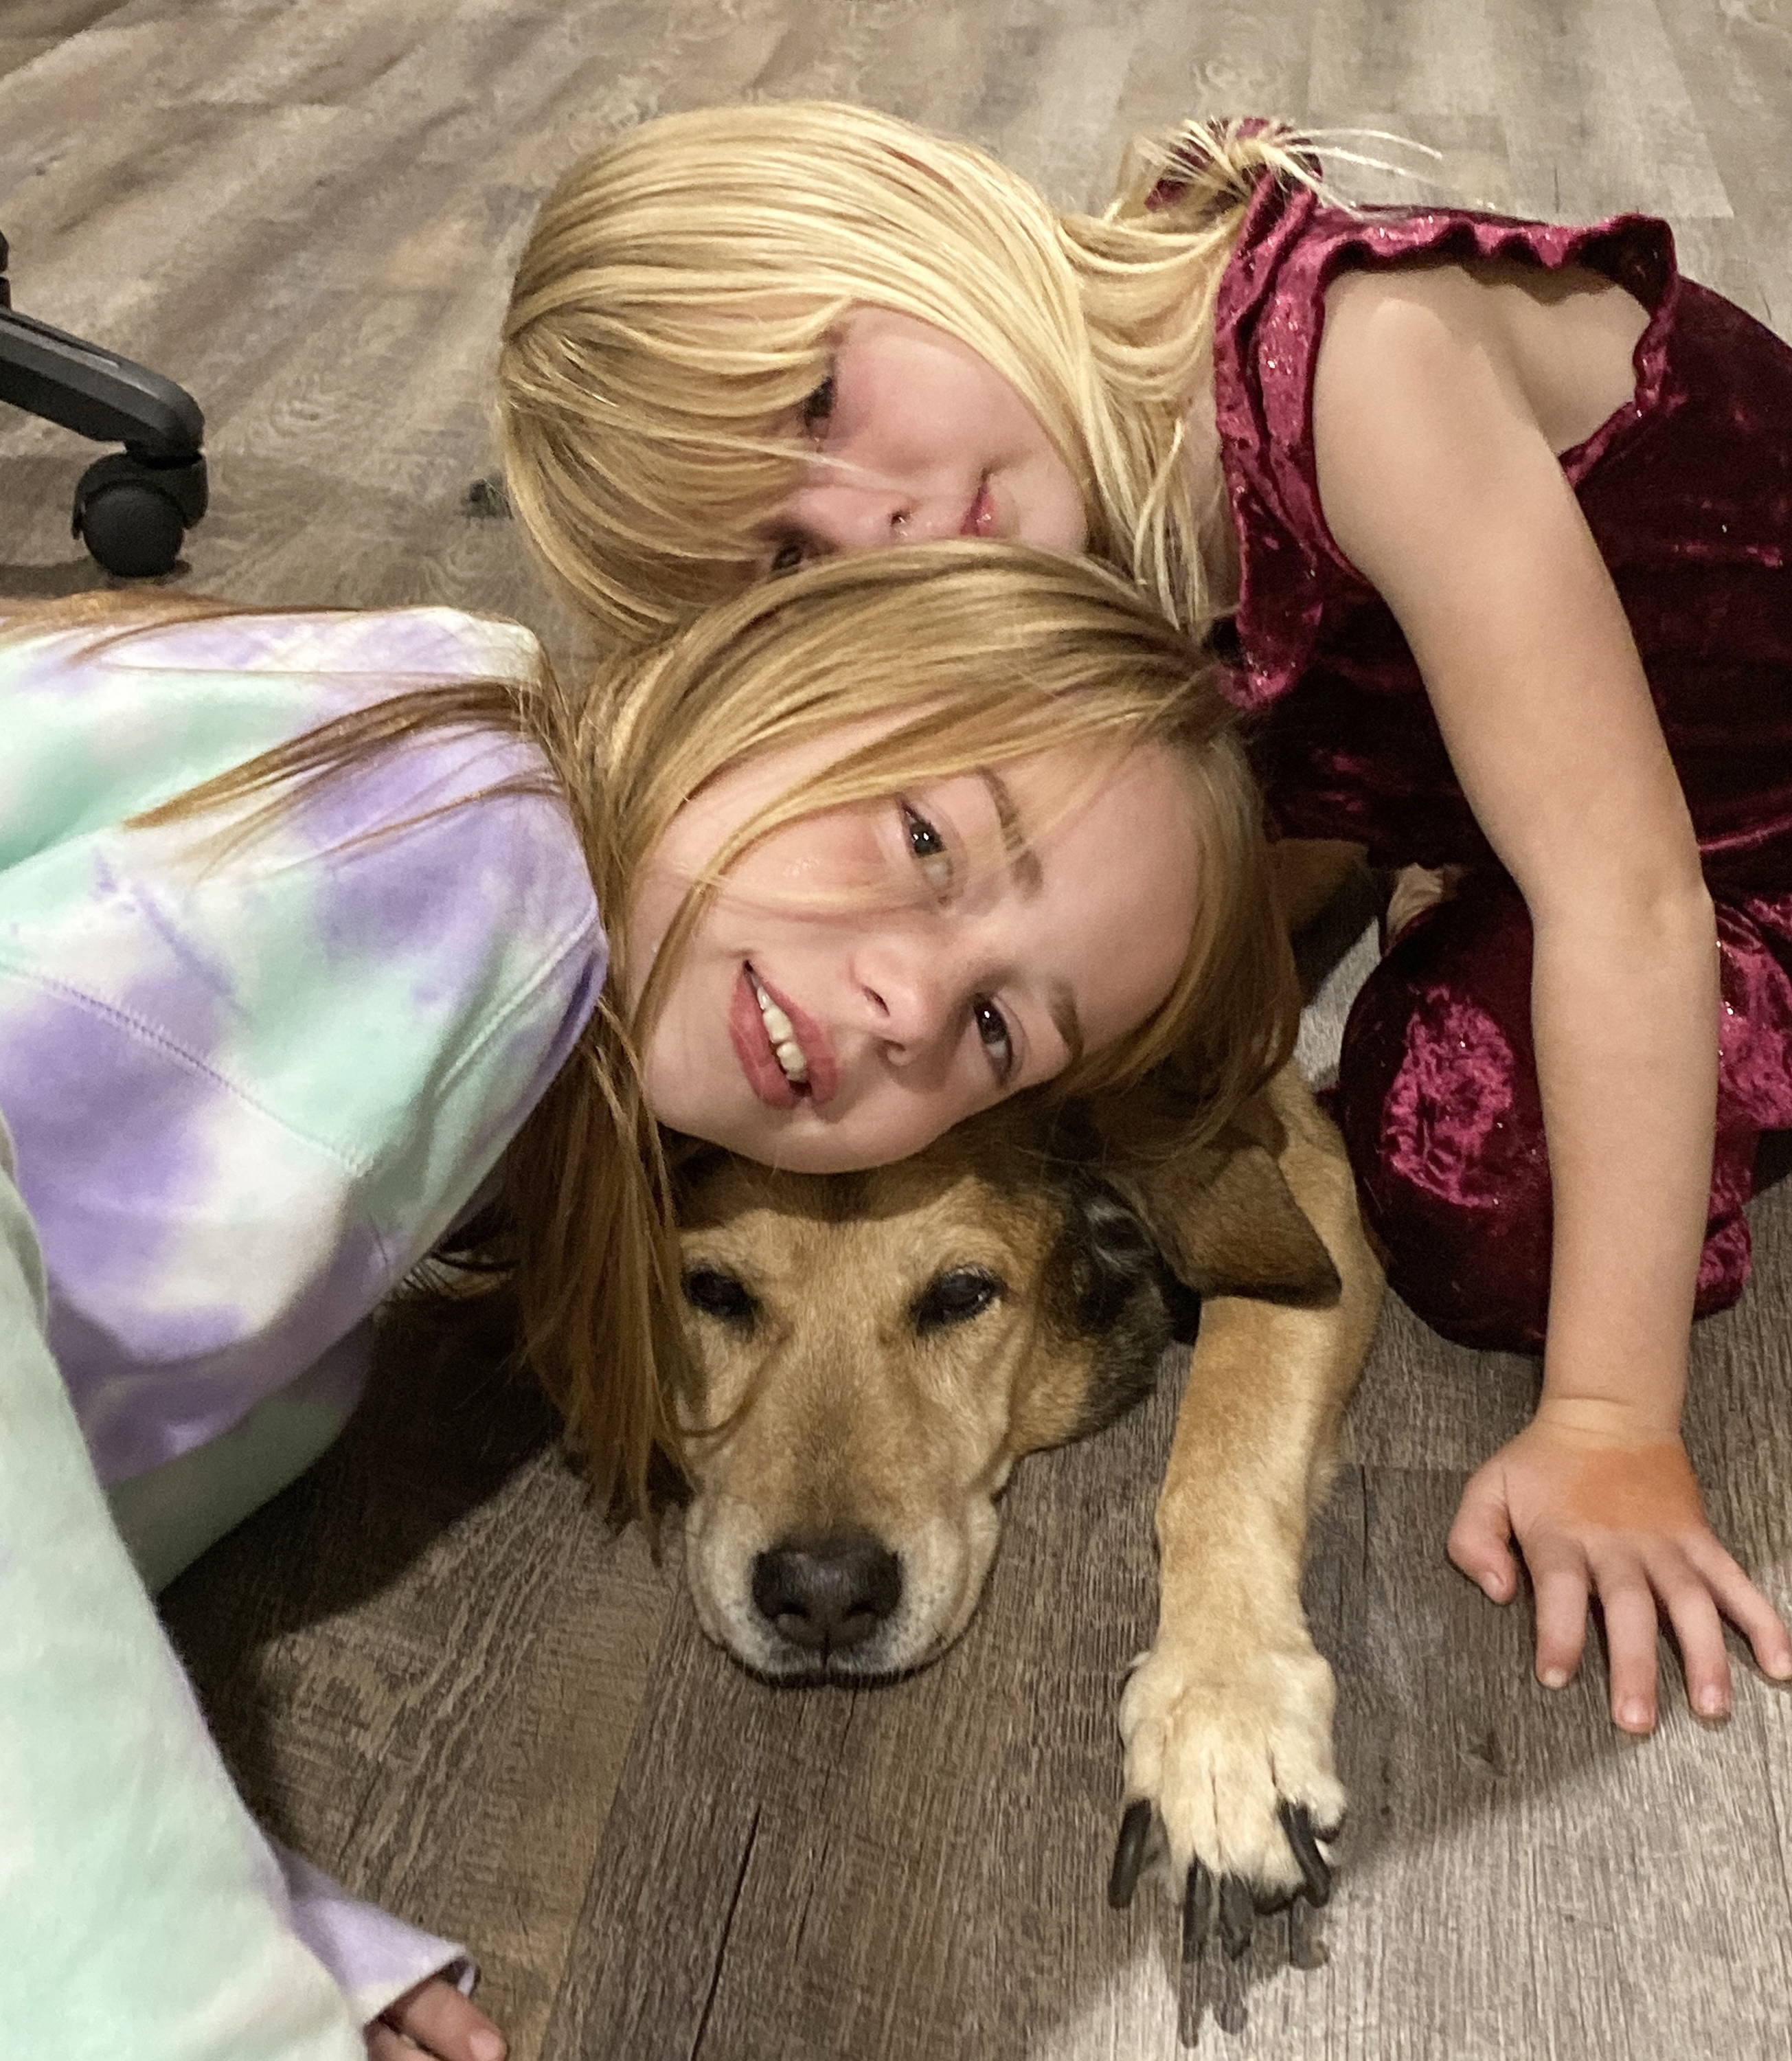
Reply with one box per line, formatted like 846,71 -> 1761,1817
493,101 -> 1792,1744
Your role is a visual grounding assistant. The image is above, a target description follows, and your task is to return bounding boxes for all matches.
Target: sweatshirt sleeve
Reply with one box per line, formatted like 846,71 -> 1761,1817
0,1116 -> 367,2061
0,610 -> 606,2039
0,616 -> 605,1483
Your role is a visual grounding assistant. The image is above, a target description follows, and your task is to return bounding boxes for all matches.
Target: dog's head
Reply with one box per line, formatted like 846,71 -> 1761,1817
672,1077 -> 1337,1682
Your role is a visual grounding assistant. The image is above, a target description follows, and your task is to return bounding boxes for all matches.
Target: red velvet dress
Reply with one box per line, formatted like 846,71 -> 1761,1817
1210,177 -> 1792,1350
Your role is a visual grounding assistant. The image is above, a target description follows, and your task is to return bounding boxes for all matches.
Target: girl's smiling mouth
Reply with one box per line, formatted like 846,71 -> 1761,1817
729,964 -> 841,1109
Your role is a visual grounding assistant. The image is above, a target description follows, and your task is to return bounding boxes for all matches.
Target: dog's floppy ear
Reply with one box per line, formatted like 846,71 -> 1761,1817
1119,1135 -> 1341,1304
1069,1088 -> 1341,1307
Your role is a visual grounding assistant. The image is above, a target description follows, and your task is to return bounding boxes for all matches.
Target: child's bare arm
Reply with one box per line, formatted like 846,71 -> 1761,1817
1311,262 -> 1792,1725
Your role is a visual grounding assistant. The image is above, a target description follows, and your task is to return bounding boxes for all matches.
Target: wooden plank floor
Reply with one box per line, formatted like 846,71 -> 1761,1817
6,1 -> 1792,2056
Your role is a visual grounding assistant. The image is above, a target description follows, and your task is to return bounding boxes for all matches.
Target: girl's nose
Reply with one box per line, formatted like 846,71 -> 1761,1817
851,937 -> 955,1059
786,480 -> 914,554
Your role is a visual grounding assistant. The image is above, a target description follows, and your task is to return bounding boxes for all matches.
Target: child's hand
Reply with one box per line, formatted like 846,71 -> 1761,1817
1447,1402 -> 1792,1732
367,1976 -> 506,2061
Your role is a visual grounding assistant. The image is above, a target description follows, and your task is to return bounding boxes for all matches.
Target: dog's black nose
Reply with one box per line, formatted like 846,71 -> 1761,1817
751,1533 -> 902,1654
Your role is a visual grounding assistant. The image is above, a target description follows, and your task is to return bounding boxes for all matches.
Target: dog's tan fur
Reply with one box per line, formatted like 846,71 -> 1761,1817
1111,1064 -> 1383,1892
675,839 -> 1383,1901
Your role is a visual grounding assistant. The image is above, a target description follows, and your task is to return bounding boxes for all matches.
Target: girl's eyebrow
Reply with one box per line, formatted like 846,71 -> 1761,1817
977,767 -> 1043,895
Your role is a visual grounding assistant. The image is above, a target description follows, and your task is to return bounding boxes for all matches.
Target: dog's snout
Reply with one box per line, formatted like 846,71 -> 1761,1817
751,1533 -> 902,1654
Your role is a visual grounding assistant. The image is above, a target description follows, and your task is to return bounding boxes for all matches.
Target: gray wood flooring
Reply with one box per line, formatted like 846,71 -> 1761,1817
6,1 -> 1792,2056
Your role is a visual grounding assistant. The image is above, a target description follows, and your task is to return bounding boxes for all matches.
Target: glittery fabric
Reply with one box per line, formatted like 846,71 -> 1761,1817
1211,175 -> 1792,1349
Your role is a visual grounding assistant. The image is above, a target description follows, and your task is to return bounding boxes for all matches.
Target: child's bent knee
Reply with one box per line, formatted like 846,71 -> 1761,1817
1335,888 -> 1551,1350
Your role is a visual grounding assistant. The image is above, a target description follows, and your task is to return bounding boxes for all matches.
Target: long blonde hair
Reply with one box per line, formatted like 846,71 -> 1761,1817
8,552 -> 1293,1520
497,102 -> 1322,646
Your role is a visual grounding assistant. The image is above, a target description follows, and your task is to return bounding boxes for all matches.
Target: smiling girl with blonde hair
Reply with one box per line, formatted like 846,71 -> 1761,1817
500,100 -> 1299,646
0,544 -> 1285,2061
495,97 -> 1792,1748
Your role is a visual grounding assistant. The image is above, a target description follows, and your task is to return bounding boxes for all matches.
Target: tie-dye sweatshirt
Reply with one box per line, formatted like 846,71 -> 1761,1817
0,605 -> 605,2043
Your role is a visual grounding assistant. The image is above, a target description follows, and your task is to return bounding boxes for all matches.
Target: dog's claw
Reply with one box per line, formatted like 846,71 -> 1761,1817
1109,1798 -> 1341,1938
1218,1876 -> 1254,1960
1177,1862 -> 1211,2050
1181,1858 -> 1213,1964
1109,1800 -> 1153,1909
1278,1800 -> 1333,1907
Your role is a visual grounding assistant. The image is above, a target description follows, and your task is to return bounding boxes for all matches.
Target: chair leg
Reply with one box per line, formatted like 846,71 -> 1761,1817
0,242 -> 207,577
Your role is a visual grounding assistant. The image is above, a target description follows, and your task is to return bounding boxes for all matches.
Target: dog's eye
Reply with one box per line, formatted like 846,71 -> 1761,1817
682,1266 -> 758,1326
913,1268 -> 1004,1332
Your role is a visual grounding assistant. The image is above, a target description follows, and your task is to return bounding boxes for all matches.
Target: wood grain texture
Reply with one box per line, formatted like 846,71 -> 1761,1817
159,1314 -> 678,2061
7,1 -> 1792,2056
552,1372 -> 1179,2061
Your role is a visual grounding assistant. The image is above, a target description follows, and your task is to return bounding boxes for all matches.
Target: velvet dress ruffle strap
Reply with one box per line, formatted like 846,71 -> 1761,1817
1213,177 -> 1678,717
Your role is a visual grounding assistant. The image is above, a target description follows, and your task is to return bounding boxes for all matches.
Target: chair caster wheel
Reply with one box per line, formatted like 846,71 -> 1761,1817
73,450 -> 207,578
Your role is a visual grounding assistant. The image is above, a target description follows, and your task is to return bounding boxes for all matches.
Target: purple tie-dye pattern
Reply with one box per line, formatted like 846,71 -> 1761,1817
0,975 -> 223,1287
277,1847 -> 473,2024
97,845 -> 253,1025
1,608 -> 606,2031
297,734 -> 535,951
0,610 -> 604,1485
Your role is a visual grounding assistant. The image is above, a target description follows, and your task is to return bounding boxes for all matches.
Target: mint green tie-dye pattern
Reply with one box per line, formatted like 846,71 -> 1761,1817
0,1112 -> 366,2060
0,606 -> 606,2040
0,607 -> 603,1481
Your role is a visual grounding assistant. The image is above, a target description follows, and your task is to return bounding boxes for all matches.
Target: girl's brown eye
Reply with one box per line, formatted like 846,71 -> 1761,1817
770,537 -> 807,576
973,998 -> 1015,1081
899,800 -> 953,893
802,372 -> 836,433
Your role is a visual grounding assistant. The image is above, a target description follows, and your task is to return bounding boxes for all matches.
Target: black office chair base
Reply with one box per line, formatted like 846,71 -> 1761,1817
2,229 -> 207,578
73,451 -> 208,578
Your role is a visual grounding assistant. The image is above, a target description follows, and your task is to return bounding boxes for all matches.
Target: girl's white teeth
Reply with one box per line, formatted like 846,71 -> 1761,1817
749,970 -> 809,1085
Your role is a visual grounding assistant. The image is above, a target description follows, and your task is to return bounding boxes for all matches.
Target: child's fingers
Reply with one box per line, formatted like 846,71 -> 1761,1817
1589,1555 -> 1662,1731
1680,1530 -> 1792,1682
376,1977 -> 506,2061
1651,1558 -> 1734,1720
1526,1539 -> 1591,1689
1447,1472 -> 1519,1601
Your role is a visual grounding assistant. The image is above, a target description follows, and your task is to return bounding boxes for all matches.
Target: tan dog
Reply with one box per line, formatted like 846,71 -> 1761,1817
674,885 -> 1384,1937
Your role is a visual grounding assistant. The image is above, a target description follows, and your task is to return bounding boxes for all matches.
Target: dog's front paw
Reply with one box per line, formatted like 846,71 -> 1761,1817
1108,1634 -> 1345,1948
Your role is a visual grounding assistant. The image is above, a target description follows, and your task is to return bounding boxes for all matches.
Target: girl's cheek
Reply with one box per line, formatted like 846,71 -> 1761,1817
740,815 -> 906,912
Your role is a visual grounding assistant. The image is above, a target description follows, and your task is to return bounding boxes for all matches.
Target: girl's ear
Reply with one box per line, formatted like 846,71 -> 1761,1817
1069,1085 -> 1341,1305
